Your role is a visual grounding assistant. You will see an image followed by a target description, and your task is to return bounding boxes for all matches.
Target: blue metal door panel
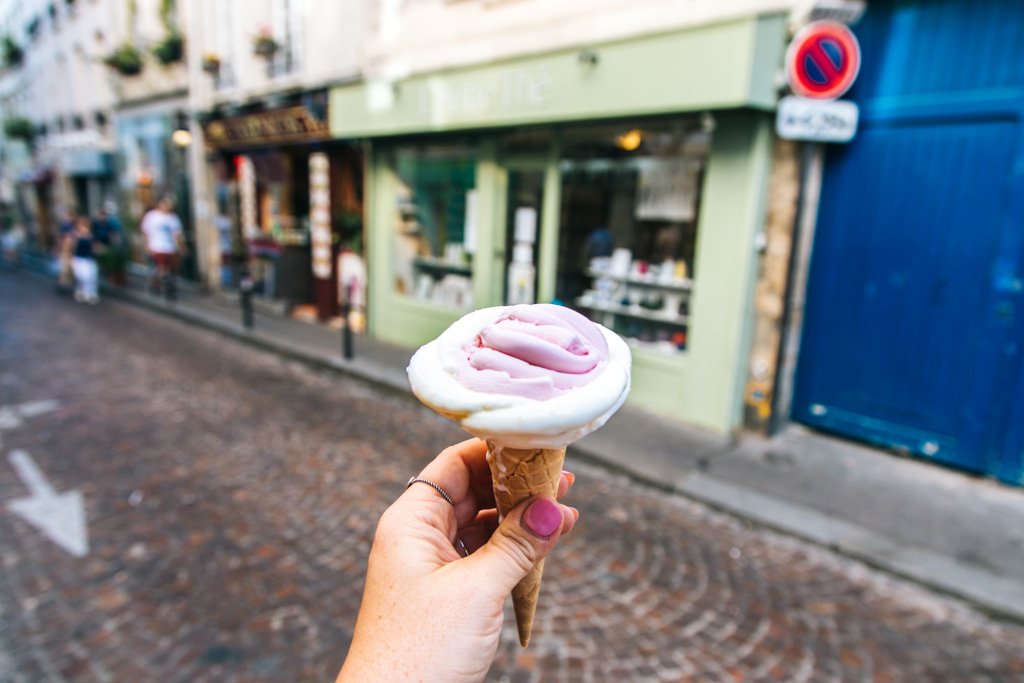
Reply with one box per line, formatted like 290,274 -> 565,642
793,119 -> 1018,472
792,0 -> 1024,483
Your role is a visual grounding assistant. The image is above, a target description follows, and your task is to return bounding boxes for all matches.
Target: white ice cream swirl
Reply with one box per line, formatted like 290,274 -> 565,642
407,304 -> 632,449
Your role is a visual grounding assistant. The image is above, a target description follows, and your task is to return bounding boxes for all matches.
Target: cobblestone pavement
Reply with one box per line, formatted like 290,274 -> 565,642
1,269 -> 1023,683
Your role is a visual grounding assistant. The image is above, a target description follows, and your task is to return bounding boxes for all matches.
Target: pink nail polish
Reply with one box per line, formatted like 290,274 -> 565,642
522,499 -> 563,538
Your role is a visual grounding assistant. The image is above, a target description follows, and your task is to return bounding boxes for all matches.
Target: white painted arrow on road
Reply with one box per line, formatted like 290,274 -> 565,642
0,400 -> 60,430
6,450 -> 89,557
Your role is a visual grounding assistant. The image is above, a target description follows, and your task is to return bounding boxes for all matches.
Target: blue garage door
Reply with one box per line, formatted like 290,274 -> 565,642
792,0 -> 1024,484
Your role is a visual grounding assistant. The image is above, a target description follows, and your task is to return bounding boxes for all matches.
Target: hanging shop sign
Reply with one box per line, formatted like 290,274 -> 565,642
204,105 -> 329,148
775,95 -> 858,142
785,20 -> 861,100
309,152 -> 333,280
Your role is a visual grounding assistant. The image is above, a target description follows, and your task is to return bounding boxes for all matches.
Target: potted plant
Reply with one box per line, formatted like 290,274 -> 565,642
252,27 -> 278,57
103,42 -> 144,76
201,53 -> 221,75
2,35 -> 23,68
4,117 -> 35,142
152,31 -> 184,65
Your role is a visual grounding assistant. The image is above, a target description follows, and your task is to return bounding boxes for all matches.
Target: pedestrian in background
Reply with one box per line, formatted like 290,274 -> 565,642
141,196 -> 186,300
1,223 -> 24,264
55,207 -> 77,288
68,215 -> 100,304
91,204 -> 126,285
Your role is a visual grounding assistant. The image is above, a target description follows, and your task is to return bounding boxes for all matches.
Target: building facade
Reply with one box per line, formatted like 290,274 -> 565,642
6,0 -> 1016,484
331,0 -> 794,431
0,0 -> 121,250
185,0 -> 369,322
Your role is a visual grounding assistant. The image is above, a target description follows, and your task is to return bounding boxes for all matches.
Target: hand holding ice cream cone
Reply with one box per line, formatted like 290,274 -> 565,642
408,304 -> 632,645
337,439 -> 578,683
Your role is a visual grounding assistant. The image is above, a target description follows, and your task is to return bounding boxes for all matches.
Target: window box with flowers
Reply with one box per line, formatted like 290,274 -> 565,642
252,28 -> 279,58
201,53 -> 221,75
2,35 -> 22,68
152,31 -> 184,65
103,42 -> 144,76
4,117 -> 35,143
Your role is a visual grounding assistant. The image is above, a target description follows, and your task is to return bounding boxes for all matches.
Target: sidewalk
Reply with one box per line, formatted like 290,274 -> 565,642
77,268 -> 1024,623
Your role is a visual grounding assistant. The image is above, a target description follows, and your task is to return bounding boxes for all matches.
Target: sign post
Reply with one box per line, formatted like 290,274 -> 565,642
766,17 -> 862,432
777,20 -> 862,144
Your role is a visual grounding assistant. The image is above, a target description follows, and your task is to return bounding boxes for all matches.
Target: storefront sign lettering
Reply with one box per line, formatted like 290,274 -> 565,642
422,68 -> 552,123
205,106 -> 329,148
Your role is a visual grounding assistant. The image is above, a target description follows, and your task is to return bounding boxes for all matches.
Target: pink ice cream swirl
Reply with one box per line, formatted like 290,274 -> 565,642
454,304 -> 610,401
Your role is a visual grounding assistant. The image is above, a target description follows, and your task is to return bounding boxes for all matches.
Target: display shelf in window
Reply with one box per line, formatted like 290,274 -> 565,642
393,144 -> 477,311
584,268 -> 693,292
574,298 -> 688,326
575,250 -> 692,353
413,255 -> 472,277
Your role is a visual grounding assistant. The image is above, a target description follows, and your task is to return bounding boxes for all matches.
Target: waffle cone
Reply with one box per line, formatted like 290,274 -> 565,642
485,441 -> 566,647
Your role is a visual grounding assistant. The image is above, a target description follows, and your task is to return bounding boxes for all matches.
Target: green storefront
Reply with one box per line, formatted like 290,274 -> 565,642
330,13 -> 786,433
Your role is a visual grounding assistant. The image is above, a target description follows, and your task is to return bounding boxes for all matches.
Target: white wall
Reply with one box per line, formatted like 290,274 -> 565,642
366,0 -> 796,79
187,0 -> 366,109
0,0 -> 120,142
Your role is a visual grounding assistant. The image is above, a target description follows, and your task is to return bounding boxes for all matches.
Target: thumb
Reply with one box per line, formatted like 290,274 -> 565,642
461,497 -> 574,596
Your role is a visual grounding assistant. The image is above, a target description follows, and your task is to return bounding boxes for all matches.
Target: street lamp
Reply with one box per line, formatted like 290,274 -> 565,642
171,128 -> 192,148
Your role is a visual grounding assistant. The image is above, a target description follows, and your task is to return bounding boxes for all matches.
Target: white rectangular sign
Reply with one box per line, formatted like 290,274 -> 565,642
776,96 -> 859,143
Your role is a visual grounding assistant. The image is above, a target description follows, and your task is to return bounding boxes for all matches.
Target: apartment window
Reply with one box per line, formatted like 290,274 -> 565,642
212,0 -> 236,90
268,0 -> 302,78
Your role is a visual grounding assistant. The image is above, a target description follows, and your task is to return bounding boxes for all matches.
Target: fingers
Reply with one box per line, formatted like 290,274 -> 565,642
557,470 -> 575,499
410,439 -> 577,518
456,497 -> 577,596
458,509 -> 499,555
414,438 -> 488,508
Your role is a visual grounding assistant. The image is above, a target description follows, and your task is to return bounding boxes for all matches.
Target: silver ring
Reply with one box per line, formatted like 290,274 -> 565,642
406,477 -> 455,506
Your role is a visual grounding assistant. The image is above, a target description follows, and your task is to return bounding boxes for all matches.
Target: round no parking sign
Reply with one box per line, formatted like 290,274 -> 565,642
786,21 -> 861,100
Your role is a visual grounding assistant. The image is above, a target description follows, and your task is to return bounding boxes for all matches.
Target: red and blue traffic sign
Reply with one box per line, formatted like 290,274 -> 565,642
785,21 -> 861,100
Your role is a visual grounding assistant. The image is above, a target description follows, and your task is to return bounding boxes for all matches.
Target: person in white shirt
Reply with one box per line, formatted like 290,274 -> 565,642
141,196 -> 186,298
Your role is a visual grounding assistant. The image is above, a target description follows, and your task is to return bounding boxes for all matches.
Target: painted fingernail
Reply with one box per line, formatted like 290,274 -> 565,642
561,470 -> 576,487
522,498 -> 563,538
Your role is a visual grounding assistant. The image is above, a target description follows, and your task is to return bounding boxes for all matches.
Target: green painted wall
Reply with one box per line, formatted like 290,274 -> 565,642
331,14 -> 784,138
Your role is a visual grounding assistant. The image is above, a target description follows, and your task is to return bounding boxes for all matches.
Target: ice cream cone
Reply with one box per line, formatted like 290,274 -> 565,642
485,441 -> 566,647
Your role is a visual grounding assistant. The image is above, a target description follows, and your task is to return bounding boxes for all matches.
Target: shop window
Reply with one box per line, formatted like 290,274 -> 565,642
393,144 -> 477,310
556,119 -> 711,353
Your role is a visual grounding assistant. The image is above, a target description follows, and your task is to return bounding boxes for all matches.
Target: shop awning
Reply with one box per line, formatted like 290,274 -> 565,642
18,166 -> 54,184
60,150 -> 115,177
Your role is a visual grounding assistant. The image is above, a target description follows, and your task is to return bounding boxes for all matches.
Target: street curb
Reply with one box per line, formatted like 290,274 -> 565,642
43,270 -> 1024,626
671,474 -> 1024,624
107,288 -> 413,397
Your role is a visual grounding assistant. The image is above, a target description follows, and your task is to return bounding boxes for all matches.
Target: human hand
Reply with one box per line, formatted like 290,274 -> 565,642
337,438 -> 578,683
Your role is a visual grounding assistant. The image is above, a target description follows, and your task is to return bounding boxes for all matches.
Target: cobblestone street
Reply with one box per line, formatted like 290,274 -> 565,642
1,269 -> 1023,682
